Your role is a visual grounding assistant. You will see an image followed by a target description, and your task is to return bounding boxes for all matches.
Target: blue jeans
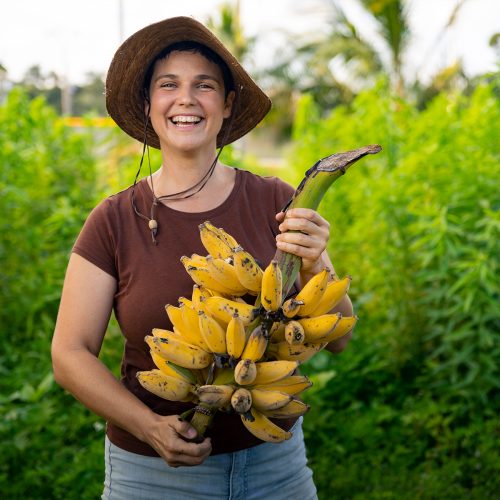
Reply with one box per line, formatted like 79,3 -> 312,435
102,418 -> 317,499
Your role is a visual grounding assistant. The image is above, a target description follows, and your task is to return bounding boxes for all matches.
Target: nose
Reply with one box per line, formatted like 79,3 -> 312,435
177,85 -> 196,106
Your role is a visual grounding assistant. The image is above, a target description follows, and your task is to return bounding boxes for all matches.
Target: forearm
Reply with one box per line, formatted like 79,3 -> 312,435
52,346 -> 157,443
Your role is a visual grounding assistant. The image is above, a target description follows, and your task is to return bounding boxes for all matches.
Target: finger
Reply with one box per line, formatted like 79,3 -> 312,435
279,219 -> 329,237
275,211 -> 286,222
173,418 -> 199,441
276,230 -> 327,253
165,442 -> 211,467
166,434 -> 212,459
173,433 -> 212,457
275,240 -> 323,260
285,208 -> 327,225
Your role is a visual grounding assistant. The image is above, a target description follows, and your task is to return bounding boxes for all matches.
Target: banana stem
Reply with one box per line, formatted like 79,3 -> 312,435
189,403 -> 215,439
276,145 -> 382,296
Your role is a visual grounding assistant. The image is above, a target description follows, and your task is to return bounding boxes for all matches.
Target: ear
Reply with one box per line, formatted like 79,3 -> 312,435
223,91 -> 235,119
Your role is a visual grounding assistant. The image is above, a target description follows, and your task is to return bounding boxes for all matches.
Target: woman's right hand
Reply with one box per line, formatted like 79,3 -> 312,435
145,414 -> 212,467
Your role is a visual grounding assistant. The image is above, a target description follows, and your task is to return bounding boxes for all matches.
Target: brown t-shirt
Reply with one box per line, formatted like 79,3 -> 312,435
73,168 -> 297,456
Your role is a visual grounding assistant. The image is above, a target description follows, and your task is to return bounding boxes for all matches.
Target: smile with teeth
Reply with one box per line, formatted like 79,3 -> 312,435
170,115 -> 203,126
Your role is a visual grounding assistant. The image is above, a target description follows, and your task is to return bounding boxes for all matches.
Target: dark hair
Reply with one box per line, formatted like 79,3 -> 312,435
143,40 -> 235,100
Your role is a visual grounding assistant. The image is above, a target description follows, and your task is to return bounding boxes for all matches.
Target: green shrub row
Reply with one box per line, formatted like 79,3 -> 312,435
0,79 -> 498,498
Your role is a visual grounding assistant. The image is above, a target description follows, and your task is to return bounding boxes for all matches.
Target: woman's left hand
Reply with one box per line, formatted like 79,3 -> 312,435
275,208 -> 330,275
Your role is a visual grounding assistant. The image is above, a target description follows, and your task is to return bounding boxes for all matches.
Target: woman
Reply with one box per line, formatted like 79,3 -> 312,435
52,16 -> 352,499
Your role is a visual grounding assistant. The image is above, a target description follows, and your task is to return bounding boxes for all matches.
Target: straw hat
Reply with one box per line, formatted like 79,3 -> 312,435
105,16 -> 271,149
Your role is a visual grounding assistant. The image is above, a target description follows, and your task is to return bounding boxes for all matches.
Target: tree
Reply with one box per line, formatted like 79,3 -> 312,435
261,0 -> 472,137
206,0 -> 255,63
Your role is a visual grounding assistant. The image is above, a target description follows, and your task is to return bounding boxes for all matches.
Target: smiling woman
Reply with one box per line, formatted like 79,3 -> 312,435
51,16 -> 351,500
146,49 -> 234,157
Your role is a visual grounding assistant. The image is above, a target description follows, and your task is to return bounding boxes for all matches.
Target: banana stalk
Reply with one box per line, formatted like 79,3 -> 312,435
188,366 -> 235,438
188,144 -> 381,438
276,145 -> 381,296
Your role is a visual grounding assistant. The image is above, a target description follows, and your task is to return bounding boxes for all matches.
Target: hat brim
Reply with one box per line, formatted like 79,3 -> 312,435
105,16 -> 271,149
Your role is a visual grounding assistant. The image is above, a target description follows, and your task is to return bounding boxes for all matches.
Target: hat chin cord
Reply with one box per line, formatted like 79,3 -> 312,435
130,105 -> 235,245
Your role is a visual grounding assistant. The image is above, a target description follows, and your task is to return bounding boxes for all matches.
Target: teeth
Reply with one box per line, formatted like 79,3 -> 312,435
172,116 -> 202,124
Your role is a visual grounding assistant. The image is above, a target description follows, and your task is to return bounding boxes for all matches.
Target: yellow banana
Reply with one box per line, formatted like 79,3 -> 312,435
281,297 -> 304,318
284,320 -> 306,345
269,322 -> 286,343
308,315 -> 358,344
182,263 -> 243,296
241,407 -> 292,443
261,260 -> 282,312
198,310 -> 227,355
195,384 -> 235,408
211,223 -> 240,251
252,360 -> 299,385
232,247 -> 263,294
234,358 -> 257,385
297,313 -> 342,342
165,304 -> 186,332
145,335 -> 212,370
266,341 -> 326,363
261,399 -> 310,418
231,387 -> 253,414
206,256 -> 247,294
177,302 -> 210,350
226,314 -> 247,359
152,328 -> 180,340
241,325 -> 268,362
204,296 -> 257,325
253,375 -> 312,395
294,268 -> 329,317
178,296 -> 195,308
306,276 -> 351,317
192,284 -> 212,309
250,388 -> 293,411
150,352 -> 198,384
136,369 -> 195,401
199,221 -> 235,259
181,253 -> 209,268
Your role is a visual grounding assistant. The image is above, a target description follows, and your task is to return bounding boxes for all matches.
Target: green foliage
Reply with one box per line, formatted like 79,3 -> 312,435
292,80 -> 500,497
1,78 -> 499,498
0,88 -> 110,498
0,88 -> 96,341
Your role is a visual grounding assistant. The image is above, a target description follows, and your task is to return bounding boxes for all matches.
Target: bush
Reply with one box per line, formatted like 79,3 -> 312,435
292,79 -> 500,497
0,89 -> 105,498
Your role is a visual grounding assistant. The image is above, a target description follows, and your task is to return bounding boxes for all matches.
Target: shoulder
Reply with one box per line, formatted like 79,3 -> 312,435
87,184 -> 136,221
237,169 -> 294,196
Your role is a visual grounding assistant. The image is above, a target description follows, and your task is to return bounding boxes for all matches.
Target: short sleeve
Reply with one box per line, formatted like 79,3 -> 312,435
72,199 -> 118,279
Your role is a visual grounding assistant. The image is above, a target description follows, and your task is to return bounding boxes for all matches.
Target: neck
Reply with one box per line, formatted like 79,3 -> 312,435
151,149 -> 220,199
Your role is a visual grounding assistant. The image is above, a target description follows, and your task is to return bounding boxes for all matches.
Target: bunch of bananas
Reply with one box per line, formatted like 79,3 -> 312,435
138,221 -> 356,442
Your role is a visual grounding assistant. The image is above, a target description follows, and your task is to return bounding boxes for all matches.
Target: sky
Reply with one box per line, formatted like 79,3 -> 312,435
0,0 -> 498,85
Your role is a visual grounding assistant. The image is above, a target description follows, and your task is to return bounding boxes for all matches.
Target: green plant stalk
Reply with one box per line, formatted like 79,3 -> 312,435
275,145 -> 382,296
189,404 -> 214,440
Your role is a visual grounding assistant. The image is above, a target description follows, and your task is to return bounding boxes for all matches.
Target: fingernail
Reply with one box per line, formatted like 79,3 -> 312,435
187,428 -> 197,438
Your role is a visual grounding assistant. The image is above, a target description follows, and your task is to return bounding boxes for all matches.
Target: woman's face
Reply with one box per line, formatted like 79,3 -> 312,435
148,50 -> 234,154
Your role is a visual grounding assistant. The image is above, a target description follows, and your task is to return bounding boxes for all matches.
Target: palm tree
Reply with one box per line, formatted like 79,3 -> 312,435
206,0 -> 255,63
261,0 -> 471,136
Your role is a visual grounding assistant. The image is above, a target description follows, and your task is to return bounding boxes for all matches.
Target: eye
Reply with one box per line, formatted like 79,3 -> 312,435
197,82 -> 215,90
160,81 -> 177,89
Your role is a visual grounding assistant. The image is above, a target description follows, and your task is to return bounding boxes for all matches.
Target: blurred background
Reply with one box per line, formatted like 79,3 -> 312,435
1,1 -> 499,498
